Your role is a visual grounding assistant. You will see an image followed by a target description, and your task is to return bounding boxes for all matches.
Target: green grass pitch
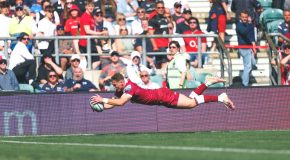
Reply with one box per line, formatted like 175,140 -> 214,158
0,130 -> 289,160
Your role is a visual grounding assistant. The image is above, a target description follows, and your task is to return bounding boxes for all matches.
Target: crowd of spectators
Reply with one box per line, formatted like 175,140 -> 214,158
0,0 -> 290,92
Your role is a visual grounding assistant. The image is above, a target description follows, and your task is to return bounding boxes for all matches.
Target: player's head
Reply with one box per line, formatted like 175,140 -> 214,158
111,73 -> 125,91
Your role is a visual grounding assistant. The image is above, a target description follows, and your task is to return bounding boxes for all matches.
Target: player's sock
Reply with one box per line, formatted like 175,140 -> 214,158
189,83 -> 207,98
195,95 -> 218,104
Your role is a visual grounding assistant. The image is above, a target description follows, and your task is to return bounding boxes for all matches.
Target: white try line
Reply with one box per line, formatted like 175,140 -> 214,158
1,140 -> 290,155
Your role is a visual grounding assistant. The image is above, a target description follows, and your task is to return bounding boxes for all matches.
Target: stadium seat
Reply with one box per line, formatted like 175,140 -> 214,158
258,0 -> 273,9
266,19 -> 284,45
19,84 -> 34,93
150,74 -> 163,86
259,8 -> 284,30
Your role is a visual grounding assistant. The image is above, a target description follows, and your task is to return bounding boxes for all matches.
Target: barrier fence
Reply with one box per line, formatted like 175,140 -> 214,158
1,86 -> 290,136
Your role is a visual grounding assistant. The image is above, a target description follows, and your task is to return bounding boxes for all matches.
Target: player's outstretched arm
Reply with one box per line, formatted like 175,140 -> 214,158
91,94 -> 132,109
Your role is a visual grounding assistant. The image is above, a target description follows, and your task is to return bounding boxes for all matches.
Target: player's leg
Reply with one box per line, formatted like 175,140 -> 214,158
189,77 -> 226,98
176,93 -> 235,110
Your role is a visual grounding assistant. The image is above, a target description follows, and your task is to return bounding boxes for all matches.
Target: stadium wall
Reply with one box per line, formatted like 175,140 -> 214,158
1,87 -> 290,136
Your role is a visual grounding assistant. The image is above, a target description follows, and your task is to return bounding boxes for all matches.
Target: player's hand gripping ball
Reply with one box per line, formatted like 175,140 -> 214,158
89,96 -> 104,112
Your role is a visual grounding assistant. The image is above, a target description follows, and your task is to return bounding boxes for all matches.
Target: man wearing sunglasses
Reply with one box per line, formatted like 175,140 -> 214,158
8,32 -> 36,85
0,55 -> 19,91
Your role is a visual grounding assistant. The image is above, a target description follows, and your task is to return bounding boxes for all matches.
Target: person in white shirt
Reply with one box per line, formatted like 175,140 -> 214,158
131,7 -> 146,35
0,2 -> 11,55
9,32 -> 36,85
37,5 -> 57,55
126,51 -> 156,85
139,70 -> 160,89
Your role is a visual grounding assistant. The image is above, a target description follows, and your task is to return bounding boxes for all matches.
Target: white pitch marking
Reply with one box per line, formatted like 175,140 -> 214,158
1,140 -> 290,155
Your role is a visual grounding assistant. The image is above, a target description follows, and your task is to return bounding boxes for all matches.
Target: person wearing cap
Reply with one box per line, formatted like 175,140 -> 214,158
65,54 -> 81,80
9,32 -> 36,85
0,55 -> 20,91
280,44 -> 290,85
9,4 -> 37,48
36,53 -> 63,86
99,51 -> 126,91
0,1 -> 11,54
172,2 -> 183,24
126,51 -> 156,85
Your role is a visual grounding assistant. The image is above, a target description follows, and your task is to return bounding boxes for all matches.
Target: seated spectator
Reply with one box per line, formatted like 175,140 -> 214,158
36,53 -> 63,86
99,0 -> 117,22
131,7 -> 146,35
126,51 -> 156,85
64,67 -> 98,92
183,17 -> 207,68
0,2 -> 11,55
278,10 -> 290,45
134,18 -> 155,66
280,44 -> 290,85
40,70 -> 65,92
114,13 -> 132,35
36,0 -> 60,25
57,25 -> 74,70
113,27 -> 135,58
9,32 -> 36,85
171,2 -> 183,24
65,54 -> 81,80
0,55 -> 19,91
99,51 -> 127,91
117,0 -> 139,24
139,70 -> 160,89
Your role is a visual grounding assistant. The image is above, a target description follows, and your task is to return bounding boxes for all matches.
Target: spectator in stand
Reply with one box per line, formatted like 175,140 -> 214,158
74,0 -> 86,13
148,1 -> 170,68
52,0 -> 65,19
236,10 -> 256,87
10,0 -> 30,15
36,0 -> 60,25
114,13 -> 132,35
126,51 -> 156,85
79,1 -> 105,69
65,54 -> 81,80
175,8 -> 192,34
9,32 -> 36,85
114,27 -> 135,59
99,51 -> 127,91
139,0 -> 155,17
207,0 -> 231,51
40,70 -> 65,92
280,44 -> 290,85
0,55 -> 19,91
9,4 -> 37,52
30,1 -> 42,21
57,25 -> 74,70
64,67 -> 98,92
183,17 -> 207,68
0,2 -> 11,55
64,4 -> 87,69
131,7 -> 146,35
36,53 -> 63,86
278,10 -> 290,45
37,5 -> 57,55
117,0 -> 139,24
139,70 -> 160,89
171,2 -> 183,24
163,0 -> 190,14
59,0 -> 74,25
93,9 -> 115,68
166,41 -> 187,89
135,18 -> 155,66
100,0 -> 117,22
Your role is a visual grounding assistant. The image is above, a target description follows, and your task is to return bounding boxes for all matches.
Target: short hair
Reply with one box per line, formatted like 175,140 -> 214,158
111,73 -> 125,82
44,5 -> 54,13
85,1 -> 94,7
168,41 -> 181,49
240,10 -> 249,16
155,1 -> 164,7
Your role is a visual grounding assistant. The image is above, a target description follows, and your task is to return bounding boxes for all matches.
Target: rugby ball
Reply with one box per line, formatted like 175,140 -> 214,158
89,100 -> 104,112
